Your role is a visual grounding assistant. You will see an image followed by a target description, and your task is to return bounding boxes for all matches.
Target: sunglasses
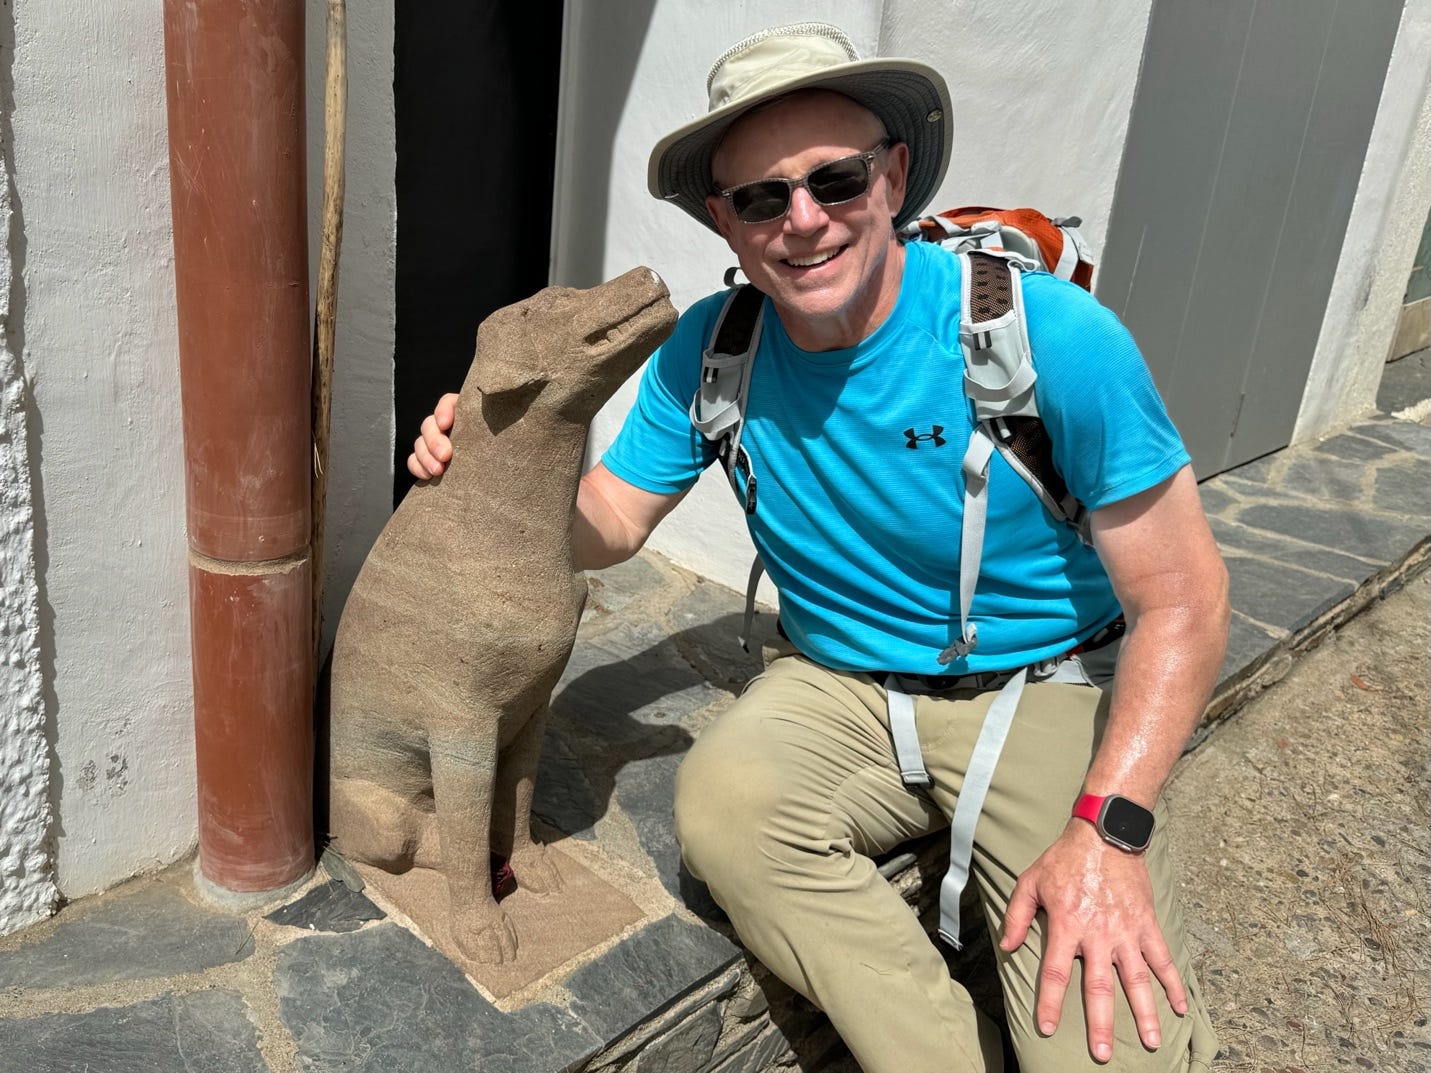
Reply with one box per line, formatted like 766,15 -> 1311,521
716,141 -> 890,224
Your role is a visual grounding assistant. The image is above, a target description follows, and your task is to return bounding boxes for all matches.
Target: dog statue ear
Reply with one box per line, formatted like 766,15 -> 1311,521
468,357 -> 548,399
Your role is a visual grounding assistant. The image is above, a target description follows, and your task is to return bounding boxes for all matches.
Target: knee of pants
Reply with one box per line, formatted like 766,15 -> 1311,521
673,739 -> 793,893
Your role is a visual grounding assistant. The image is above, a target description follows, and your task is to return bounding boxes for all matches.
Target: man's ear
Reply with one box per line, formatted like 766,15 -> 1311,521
884,141 -> 911,221
706,193 -> 737,245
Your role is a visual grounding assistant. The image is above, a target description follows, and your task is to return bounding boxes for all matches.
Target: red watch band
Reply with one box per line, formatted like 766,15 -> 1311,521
1072,793 -> 1105,826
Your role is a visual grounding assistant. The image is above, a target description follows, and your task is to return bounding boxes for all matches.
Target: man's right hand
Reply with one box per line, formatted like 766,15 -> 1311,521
407,392 -> 460,479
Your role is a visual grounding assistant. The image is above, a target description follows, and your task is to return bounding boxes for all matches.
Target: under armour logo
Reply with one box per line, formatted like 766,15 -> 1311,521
904,426 -> 947,449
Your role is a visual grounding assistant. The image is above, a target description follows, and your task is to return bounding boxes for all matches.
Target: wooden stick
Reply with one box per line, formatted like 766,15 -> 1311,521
311,0 -> 348,666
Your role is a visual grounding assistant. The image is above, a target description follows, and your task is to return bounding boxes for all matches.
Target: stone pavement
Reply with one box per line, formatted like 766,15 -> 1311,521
0,358 -> 1426,1072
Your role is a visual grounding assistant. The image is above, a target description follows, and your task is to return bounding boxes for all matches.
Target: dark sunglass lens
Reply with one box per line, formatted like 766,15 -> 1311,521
732,180 -> 792,223
808,158 -> 871,205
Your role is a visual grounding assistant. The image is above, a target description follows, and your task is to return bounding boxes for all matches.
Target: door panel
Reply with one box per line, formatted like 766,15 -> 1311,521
1097,0 -> 1404,475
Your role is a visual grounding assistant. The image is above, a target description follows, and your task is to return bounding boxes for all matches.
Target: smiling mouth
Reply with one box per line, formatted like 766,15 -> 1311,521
782,246 -> 845,269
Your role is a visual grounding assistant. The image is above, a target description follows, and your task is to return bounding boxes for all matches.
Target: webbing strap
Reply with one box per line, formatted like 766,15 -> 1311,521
934,654 -> 1092,949
1052,226 -> 1079,281
940,429 -> 995,664
738,554 -> 767,652
939,665 -> 1026,947
886,686 -> 932,788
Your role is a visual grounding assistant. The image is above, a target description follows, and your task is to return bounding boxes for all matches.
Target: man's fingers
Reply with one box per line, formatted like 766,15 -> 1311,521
419,414 -> 453,462
1033,930 -> 1076,1038
1143,932 -> 1188,1015
1079,950 -> 1119,1063
1000,879 -> 1039,952
1113,947 -> 1164,1052
435,392 -> 459,431
409,436 -> 444,479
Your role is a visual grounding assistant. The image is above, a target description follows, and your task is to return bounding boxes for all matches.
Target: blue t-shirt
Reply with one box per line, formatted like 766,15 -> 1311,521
603,240 -> 1189,674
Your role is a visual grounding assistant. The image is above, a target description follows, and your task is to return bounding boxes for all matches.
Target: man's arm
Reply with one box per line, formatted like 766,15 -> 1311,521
1000,464 -> 1229,1062
574,462 -> 687,570
404,393 -> 685,572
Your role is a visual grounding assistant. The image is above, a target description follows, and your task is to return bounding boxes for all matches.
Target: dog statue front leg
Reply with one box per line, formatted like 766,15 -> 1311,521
430,731 -> 518,964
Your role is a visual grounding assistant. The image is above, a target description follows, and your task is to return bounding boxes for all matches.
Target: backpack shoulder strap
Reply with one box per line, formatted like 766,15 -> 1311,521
957,248 -> 1089,537
692,283 -> 768,649
690,283 -> 764,446
942,249 -> 1091,665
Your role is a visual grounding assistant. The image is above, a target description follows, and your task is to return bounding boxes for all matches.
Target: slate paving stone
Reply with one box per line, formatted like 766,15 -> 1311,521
1207,516 -> 1378,583
586,554 -> 668,620
0,882 -> 254,988
1219,611 -> 1284,682
1279,455 -> 1370,504
1221,453 -> 1278,485
613,752 -> 724,920
669,581 -> 772,690
1311,431 -> 1396,463
614,753 -> 683,894
1372,456 -> 1431,516
265,881 -> 385,934
1356,417 -> 1431,453
638,1004 -> 723,1073
1196,482 -> 1240,517
1217,474 -> 1298,502
534,733 -> 601,840
1223,554 -> 1357,635
0,990 -> 269,1073
1235,503 -> 1428,567
1375,349 -> 1431,414
554,620 -> 727,743
276,923 -> 598,1073
566,914 -> 739,1043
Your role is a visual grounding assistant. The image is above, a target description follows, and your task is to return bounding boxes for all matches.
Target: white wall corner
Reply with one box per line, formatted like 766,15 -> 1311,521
0,166 -> 59,937
1294,4 -> 1431,443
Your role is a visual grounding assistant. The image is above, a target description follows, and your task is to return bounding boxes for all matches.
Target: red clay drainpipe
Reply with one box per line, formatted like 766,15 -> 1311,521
163,0 -> 315,895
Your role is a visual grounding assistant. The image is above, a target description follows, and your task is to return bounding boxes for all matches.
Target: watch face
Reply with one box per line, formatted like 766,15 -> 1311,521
1101,796 -> 1155,850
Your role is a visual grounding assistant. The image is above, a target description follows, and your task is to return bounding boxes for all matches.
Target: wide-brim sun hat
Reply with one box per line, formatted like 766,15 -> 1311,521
649,22 -> 952,234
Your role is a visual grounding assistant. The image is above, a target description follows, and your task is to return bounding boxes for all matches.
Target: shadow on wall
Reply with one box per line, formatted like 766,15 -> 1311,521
550,0 -> 659,290
0,0 -> 64,899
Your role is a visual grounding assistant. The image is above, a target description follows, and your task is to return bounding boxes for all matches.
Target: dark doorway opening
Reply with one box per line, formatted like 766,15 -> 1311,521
393,0 -> 565,505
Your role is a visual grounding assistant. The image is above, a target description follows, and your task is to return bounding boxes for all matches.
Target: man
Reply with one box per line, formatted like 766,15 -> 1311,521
411,23 -> 1226,1073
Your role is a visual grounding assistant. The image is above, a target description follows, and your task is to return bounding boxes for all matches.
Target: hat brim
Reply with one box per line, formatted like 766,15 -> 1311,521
648,58 -> 952,235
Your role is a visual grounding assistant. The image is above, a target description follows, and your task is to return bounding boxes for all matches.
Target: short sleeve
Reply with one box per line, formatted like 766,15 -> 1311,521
1021,274 -> 1190,512
600,292 -> 725,494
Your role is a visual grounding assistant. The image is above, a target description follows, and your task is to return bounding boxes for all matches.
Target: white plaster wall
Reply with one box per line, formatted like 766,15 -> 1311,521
887,0 -> 1153,263
10,0 -> 194,897
1295,2 -> 1431,442
556,1 -> 1150,598
304,0 -> 396,658
0,124 -> 56,934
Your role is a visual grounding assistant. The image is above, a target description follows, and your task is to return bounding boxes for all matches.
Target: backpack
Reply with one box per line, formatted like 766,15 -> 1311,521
690,206 -> 1098,658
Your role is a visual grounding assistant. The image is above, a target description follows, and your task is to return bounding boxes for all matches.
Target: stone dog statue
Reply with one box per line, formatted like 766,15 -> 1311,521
328,267 -> 677,964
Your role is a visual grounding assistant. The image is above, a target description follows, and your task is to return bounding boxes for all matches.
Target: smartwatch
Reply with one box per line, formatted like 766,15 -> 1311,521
1073,793 -> 1155,853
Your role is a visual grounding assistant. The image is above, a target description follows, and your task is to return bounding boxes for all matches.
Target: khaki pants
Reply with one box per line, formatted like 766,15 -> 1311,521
673,643 -> 1217,1073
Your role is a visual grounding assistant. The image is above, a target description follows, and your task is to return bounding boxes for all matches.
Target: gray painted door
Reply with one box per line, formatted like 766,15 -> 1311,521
1096,0 -> 1404,477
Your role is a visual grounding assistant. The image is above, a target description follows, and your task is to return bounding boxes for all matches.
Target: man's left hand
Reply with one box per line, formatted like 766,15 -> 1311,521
1000,818 -> 1188,1063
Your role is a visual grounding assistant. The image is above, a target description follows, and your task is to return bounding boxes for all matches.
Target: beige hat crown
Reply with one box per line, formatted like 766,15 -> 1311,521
648,23 -> 953,234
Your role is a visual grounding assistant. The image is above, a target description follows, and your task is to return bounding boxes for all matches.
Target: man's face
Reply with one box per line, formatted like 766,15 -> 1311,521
705,91 -> 909,352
